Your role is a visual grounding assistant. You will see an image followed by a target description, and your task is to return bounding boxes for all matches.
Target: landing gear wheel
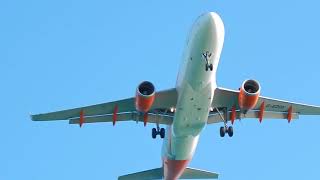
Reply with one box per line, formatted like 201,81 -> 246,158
209,64 -> 213,71
227,126 -> 233,137
205,64 -> 213,71
160,128 -> 165,139
220,126 -> 226,137
152,128 -> 157,139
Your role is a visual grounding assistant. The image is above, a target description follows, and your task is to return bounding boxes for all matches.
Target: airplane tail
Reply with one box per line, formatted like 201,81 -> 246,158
118,167 -> 219,180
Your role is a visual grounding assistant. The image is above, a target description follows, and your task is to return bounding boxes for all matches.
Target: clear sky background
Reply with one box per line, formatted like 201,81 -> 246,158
1,0 -> 320,180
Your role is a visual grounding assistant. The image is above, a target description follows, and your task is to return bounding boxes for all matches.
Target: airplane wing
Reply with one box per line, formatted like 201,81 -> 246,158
208,87 -> 320,124
31,88 -> 178,126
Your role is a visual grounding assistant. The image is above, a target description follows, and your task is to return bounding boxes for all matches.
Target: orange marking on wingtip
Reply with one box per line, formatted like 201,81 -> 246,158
287,106 -> 293,123
79,110 -> 84,128
230,106 -> 236,125
113,104 -> 118,126
258,102 -> 265,123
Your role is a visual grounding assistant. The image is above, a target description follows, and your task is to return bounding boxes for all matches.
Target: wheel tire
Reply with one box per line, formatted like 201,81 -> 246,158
220,127 -> 225,137
160,128 -> 165,139
227,126 -> 234,137
209,64 -> 213,71
205,64 -> 209,71
152,128 -> 157,139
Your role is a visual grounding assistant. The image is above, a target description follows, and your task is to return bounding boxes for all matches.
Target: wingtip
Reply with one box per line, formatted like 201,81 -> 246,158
30,113 -> 35,121
30,113 -> 40,121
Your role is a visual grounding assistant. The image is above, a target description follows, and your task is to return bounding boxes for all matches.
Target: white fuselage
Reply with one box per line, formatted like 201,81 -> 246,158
161,12 -> 225,180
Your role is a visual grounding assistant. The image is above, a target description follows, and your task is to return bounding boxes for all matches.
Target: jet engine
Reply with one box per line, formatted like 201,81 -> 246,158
238,79 -> 261,112
135,81 -> 155,113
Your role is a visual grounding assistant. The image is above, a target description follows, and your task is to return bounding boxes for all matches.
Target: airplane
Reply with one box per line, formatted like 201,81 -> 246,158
31,12 -> 320,180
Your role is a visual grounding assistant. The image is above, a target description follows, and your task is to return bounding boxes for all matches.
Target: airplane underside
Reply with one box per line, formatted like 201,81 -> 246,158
31,12 -> 320,180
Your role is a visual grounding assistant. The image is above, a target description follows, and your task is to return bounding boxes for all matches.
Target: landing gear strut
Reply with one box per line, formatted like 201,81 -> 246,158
152,124 -> 165,139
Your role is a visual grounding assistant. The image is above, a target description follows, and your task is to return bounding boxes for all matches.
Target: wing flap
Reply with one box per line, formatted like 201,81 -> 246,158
208,110 -> 299,124
69,112 -> 173,125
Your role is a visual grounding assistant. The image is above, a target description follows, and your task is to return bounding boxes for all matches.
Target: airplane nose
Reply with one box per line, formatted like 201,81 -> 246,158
197,12 -> 224,32
191,12 -> 225,50
189,12 -> 225,43
201,12 -> 218,22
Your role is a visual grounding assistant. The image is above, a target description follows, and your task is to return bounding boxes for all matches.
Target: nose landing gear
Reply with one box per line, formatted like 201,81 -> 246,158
205,64 -> 213,71
202,51 -> 213,71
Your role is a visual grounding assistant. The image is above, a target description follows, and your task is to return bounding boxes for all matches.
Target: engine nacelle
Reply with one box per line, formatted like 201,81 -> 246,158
238,79 -> 261,112
135,81 -> 155,113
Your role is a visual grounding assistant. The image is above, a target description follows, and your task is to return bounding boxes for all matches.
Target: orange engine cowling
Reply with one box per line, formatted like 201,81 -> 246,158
238,79 -> 261,112
135,81 -> 155,113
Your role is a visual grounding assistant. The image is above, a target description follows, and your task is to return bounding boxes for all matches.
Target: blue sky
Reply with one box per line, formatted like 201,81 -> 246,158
1,0 -> 320,179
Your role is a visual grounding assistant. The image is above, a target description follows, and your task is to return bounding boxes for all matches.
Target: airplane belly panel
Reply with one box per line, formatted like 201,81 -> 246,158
165,82 -> 214,160
173,82 -> 213,137
164,12 -> 224,162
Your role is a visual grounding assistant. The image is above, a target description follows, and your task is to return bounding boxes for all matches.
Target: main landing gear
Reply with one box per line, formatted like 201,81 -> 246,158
214,106 -> 234,137
220,125 -> 233,137
203,51 -> 213,71
152,126 -> 165,139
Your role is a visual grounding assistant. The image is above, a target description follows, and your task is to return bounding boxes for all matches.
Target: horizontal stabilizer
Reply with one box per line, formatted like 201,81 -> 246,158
181,168 -> 219,179
118,168 -> 162,180
118,167 -> 218,180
